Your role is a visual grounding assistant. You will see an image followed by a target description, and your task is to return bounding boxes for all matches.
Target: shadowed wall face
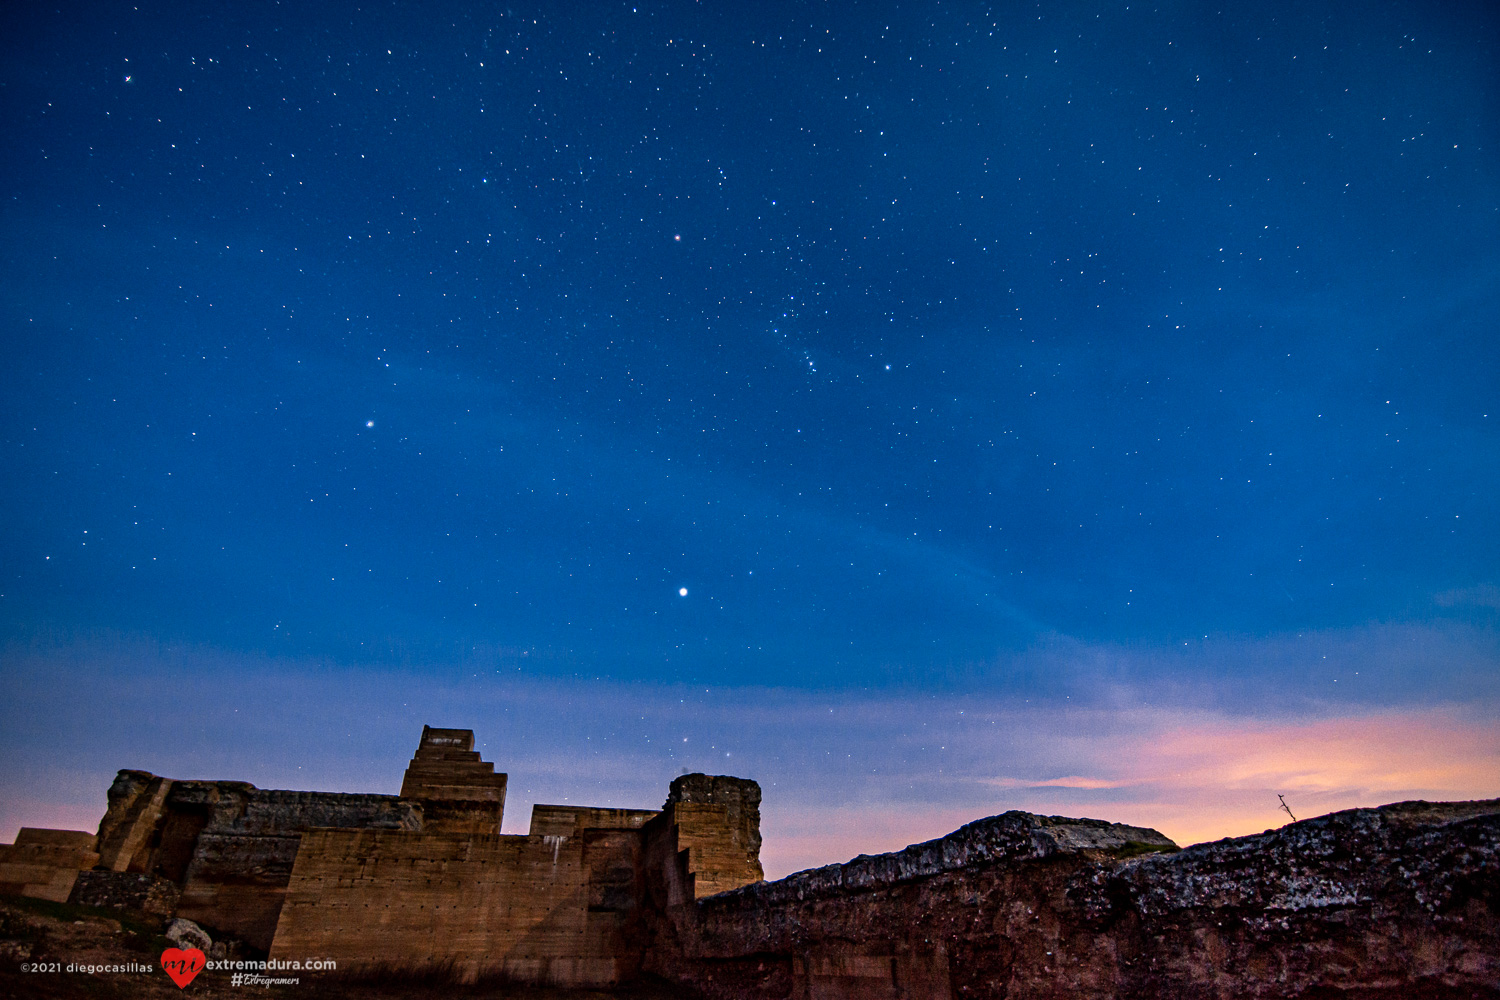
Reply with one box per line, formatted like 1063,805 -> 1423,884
86,764 -> 424,950
270,826 -> 646,986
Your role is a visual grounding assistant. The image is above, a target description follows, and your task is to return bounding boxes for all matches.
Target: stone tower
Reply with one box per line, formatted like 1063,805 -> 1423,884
398,725 -> 508,834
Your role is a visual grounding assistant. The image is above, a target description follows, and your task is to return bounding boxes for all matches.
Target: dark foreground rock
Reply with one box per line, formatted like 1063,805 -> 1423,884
646,800 -> 1500,999
0,893 -> 693,999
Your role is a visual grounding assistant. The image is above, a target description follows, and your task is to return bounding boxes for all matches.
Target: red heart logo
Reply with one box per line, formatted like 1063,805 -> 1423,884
160,947 -> 206,989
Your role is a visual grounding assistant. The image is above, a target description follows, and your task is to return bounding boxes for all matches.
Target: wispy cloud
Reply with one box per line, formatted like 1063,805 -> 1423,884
3,629 -> 1496,878
985,776 -> 1135,789
1435,584 -> 1500,611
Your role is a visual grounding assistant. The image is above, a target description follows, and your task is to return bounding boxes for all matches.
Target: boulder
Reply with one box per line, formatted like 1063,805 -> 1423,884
165,917 -> 212,952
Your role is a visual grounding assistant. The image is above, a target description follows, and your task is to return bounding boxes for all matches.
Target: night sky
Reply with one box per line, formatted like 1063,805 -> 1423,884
3,1 -> 1497,875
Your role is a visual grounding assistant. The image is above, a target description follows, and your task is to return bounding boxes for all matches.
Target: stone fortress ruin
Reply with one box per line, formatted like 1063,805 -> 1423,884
3,726 -> 765,985
2,724 -> 1497,998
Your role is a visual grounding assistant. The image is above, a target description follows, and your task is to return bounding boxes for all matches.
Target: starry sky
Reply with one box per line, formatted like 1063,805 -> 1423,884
2,0 -> 1497,873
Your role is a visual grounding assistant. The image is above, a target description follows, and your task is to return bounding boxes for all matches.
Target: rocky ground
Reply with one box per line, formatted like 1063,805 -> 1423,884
0,894 -> 690,999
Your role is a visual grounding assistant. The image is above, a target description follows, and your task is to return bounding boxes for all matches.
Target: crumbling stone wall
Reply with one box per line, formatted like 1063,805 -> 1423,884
61,730 -> 767,974
660,773 -> 764,900
67,870 -> 180,917
265,773 -> 766,989
173,785 -> 420,949
88,769 -> 421,949
95,771 -> 173,873
12,724 -> 1496,999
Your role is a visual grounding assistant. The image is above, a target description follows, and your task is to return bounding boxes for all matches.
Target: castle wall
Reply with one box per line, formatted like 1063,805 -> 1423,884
265,773 -> 769,987
95,771 -> 173,872
528,804 -> 658,837
173,786 -> 420,949
0,828 -> 99,903
353,773 -> 747,987
269,826 -> 649,986
20,724 -> 1494,998
87,770 -> 422,950
23,729 -> 768,983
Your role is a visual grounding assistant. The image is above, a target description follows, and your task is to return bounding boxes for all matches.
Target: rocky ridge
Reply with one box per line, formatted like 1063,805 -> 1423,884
652,799 -> 1500,999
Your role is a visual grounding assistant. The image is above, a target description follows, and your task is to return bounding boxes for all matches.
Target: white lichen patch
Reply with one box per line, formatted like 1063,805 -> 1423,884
1268,876 -> 1363,910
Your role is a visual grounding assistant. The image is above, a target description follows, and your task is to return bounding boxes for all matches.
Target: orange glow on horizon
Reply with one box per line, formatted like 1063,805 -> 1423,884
761,705 -> 1500,878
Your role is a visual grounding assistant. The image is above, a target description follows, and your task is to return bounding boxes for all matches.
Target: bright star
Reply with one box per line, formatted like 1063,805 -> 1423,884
678,587 -> 688,597
365,420 -> 375,428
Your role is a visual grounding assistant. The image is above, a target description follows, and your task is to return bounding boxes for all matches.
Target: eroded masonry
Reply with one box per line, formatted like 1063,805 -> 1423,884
3,725 -> 1497,998
1,726 -> 763,986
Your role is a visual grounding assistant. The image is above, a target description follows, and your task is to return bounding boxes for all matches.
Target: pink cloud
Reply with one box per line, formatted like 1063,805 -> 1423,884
985,776 -> 1136,790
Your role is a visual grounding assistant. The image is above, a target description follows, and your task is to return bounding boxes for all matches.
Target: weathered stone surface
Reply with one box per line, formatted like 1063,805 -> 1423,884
84,767 -> 423,950
68,870 -> 181,917
0,828 -> 100,902
170,784 -> 421,949
724,810 -> 1170,909
529,804 -> 659,837
166,916 -> 212,951
95,770 -> 174,872
265,767 -> 763,988
648,800 -> 1500,1000
11,829 -> 95,850
661,774 -> 764,899
270,827 -> 645,985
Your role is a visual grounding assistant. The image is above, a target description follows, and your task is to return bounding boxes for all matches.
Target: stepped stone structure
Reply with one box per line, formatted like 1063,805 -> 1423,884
2,724 -> 1496,997
397,725 -> 509,834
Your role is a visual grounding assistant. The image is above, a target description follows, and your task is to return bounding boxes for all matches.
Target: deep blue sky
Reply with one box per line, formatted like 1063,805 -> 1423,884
2,0 -> 1498,845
